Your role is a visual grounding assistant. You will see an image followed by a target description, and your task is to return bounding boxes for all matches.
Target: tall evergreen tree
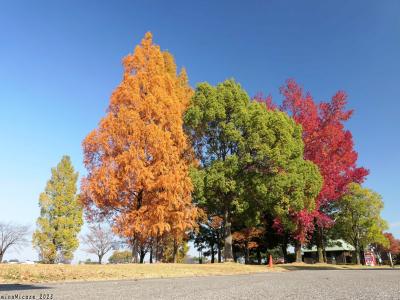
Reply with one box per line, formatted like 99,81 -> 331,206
33,155 -> 83,263
185,80 -> 322,261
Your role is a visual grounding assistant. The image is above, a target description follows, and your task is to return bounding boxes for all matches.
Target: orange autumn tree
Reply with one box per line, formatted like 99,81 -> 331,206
81,32 -> 198,263
232,227 -> 264,264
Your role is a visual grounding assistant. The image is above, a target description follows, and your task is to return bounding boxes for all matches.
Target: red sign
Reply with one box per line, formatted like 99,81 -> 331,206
364,251 -> 376,266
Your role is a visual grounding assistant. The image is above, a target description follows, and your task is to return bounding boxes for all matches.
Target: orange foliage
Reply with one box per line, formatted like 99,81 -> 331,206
81,32 -> 198,243
210,216 -> 223,230
232,227 -> 264,250
383,233 -> 400,254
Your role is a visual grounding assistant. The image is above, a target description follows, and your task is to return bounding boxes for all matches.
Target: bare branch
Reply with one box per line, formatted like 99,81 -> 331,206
81,224 -> 117,264
0,222 -> 30,263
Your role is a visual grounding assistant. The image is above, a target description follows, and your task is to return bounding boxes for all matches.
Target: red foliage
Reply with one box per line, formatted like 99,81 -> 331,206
273,210 -> 325,244
232,227 -> 264,250
263,79 -> 368,243
281,80 -> 368,222
253,92 -> 277,110
290,209 -> 316,243
313,210 -> 334,229
384,232 -> 400,254
272,218 -> 284,235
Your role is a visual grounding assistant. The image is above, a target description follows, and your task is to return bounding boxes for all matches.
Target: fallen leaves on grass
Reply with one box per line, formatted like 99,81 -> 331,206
0,263 -> 272,283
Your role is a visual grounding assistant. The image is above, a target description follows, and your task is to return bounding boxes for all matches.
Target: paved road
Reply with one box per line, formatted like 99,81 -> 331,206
0,269 -> 399,299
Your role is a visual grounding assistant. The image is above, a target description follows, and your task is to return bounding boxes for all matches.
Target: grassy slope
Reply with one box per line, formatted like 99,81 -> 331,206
0,262 -> 394,283
278,262 -> 396,271
0,263 -> 273,283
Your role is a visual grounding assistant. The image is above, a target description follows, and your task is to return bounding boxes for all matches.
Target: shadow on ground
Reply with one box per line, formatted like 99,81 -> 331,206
0,284 -> 52,291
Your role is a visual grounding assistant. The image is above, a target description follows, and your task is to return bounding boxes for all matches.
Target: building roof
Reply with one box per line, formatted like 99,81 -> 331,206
302,239 -> 355,253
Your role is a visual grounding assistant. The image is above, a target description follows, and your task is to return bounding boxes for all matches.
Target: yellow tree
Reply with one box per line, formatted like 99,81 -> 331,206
81,32 -> 198,262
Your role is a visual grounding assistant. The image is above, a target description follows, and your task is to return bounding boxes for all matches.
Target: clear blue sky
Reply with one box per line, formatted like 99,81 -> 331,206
0,1 -> 399,262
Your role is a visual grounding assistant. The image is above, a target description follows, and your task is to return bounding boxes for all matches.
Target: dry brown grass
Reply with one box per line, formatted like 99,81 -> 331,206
0,263 -> 274,283
1,262 -> 391,283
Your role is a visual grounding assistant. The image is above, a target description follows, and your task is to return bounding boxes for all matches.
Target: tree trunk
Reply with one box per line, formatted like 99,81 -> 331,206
149,243 -> 153,264
0,252 -> 3,263
217,242 -> 222,263
245,244 -> 249,264
360,245 -> 366,265
139,242 -> 146,264
388,252 -> 394,268
158,243 -> 164,263
355,250 -> 361,265
317,247 -> 324,263
355,238 -> 361,265
257,247 -> 261,265
281,243 -> 288,263
211,243 -> 215,263
223,209 -> 233,262
139,248 -> 146,264
131,239 -> 139,263
315,226 -> 325,263
132,191 -> 143,264
155,236 -> 159,263
172,238 -> 178,263
98,254 -> 103,264
295,242 -> 302,263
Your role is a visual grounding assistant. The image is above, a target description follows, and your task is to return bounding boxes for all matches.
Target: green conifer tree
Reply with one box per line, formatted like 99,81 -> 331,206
33,156 -> 83,263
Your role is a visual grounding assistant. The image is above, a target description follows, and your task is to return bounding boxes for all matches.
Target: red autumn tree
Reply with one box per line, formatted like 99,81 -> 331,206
374,232 -> 399,266
280,79 -> 369,262
81,32 -> 198,263
381,233 -> 400,254
253,92 -> 276,110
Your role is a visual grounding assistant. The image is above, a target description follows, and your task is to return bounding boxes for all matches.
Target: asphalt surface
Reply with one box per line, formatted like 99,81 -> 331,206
0,269 -> 399,300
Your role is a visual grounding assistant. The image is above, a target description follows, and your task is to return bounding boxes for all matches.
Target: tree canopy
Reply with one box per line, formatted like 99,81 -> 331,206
81,32 -> 198,263
333,183 -> 388,264
33,155 -> 83,263
185,79 -> 322,261
280,79 -> 369,262
71,33 -> 389,266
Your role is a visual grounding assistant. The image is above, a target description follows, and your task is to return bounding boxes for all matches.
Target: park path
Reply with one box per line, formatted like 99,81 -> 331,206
0,269 -> 399,299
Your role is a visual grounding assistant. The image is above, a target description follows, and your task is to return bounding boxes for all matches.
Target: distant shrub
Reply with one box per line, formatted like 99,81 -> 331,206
108,250 -> 132,264
84,258 -> 98,265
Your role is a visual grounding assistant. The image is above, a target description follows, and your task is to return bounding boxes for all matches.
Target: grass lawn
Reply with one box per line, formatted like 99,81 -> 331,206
0,263 -> 274,283
277,262 -> 397,271
0,262 -> 395,283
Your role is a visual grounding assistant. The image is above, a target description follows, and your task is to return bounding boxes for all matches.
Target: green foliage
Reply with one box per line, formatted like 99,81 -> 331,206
108,250 -> 132,264
83,258 -> 98,265
162,239 -> 189,263
185,79 -> 322,238
32,156 -> 83,263
192,216 -> 223,262
334,183 -> 389,251
185,80 -> 247,215
239,104 -> 323,223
